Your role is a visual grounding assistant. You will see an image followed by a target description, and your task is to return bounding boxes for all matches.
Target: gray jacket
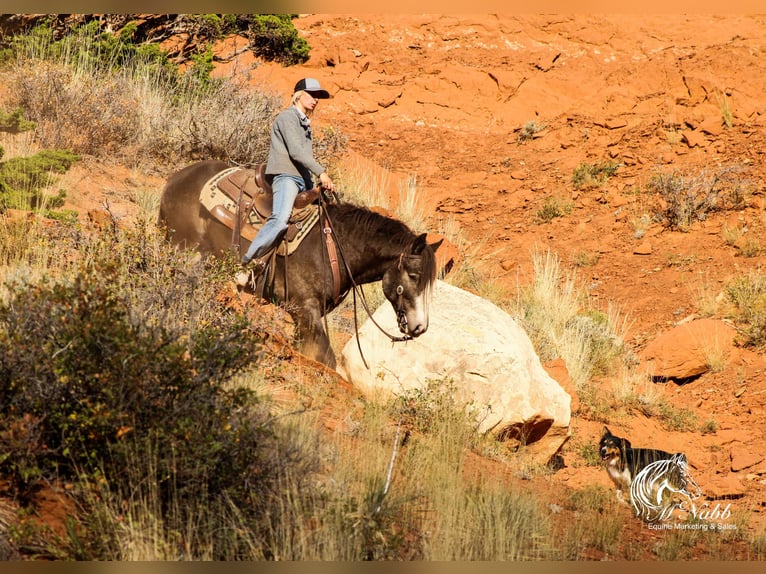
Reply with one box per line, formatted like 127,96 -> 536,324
265,106 -> 325,186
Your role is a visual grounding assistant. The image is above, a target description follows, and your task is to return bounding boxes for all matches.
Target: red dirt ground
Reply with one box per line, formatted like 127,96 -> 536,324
11,14 -> 766,559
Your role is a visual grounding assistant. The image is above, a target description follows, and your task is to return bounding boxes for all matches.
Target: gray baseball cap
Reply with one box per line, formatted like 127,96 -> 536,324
294,77 -> 330,99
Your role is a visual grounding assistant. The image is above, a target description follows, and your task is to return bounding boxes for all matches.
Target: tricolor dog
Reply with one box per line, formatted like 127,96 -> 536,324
599,426 -> 688,504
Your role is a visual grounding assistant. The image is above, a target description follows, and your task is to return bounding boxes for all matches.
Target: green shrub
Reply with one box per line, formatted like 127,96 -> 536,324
247,15 -> 311,65
0,108 -> 36,134
572,160 -> 619,190
724,270 -> 766,347
517,120 -> 545,143
0,216 -> 342,559
0,149 -> 77,210
388,378 -> 478,437
535,196 -> 572,223
566,310 -> 625,377
0,216 -> 269,499
0,264 -> 264,498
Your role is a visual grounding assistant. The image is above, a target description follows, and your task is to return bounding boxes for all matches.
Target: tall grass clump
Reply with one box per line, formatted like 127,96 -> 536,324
387,378 -> 553,560
722,268 -> 766,348
262,403 -> 426,560
335,155 -> 426,232
3,21 -> 282,166
559,485 -> 623,558
516,249 -> 628,389
256,375 -> 554,560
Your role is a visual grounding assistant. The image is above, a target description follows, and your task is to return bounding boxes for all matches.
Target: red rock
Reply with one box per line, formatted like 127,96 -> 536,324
681,129 -> 707,148
604,118 -> 628,130
730,444 -> 764,472
699,116 -> 724,136
633,241 -> 653,255
704,474 -> 745,499
639,319 -> 737,380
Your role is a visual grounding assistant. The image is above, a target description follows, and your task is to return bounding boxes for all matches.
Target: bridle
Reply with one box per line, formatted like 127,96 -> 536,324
318,193 -> 416,368
392,252 -> 411,334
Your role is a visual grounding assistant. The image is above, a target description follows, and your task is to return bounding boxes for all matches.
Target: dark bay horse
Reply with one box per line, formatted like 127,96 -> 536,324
159,160 -> 442,369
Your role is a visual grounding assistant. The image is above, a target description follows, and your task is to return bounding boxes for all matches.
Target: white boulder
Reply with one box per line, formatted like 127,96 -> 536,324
337,280 -> 571,465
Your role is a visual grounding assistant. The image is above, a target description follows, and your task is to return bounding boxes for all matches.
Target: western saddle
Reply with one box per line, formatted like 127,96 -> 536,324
208,164 -> 321,251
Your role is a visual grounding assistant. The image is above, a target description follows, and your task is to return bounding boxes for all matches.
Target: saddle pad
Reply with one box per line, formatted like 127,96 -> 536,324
200,167 -> 240,214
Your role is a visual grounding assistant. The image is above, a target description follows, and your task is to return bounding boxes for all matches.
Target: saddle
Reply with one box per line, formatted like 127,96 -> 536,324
203,164 -> 321,254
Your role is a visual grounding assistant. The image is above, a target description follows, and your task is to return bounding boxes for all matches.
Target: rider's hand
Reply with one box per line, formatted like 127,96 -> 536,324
319,172 -> 334,191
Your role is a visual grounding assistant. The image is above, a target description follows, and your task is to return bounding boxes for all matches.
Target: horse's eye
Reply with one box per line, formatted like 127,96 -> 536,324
408,273 -> 419,281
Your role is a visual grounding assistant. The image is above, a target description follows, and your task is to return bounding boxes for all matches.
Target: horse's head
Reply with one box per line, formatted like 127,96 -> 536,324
381,233 -> 442,338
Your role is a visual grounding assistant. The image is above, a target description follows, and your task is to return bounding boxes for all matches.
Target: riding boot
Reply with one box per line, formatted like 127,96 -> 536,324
235,258 -> 267,289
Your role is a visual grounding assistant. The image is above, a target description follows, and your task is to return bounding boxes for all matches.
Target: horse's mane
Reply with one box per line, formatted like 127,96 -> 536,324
328,202 -> 412,241
327,202 -> 438,290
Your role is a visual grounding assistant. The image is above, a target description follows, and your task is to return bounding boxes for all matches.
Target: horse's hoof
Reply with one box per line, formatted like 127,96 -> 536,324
235,271 -> 251,287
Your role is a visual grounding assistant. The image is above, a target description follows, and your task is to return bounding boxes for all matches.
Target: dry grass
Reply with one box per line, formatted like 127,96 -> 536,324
648,165 -> 752,232
3,31 -> 280,168
515,249 -> 629,390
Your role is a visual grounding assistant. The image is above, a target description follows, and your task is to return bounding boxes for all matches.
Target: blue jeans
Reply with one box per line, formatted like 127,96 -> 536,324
242,174 -> 306,264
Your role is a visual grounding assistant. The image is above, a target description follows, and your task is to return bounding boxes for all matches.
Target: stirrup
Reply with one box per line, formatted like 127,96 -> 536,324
235,259 -> 266,289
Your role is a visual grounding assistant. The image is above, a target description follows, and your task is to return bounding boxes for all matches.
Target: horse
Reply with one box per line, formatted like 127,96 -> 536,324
158,160 -> 442,369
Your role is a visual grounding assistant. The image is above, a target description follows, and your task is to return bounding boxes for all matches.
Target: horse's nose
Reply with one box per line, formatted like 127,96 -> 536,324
409,323 -> 427,337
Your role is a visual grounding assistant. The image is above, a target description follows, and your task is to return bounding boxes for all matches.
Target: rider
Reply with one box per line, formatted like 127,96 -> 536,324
238,78 -> 335,284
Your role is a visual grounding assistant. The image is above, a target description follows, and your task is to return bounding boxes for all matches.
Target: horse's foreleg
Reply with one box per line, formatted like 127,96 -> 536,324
294,303 -> 337,369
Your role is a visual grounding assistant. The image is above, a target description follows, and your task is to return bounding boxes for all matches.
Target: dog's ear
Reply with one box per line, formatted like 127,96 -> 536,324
621,437 -> 632,450
602,426 -> 611,437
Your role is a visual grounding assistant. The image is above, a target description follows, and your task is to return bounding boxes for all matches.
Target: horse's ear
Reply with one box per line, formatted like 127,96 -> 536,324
411,234 -> 443,255
411,233 -> 428,255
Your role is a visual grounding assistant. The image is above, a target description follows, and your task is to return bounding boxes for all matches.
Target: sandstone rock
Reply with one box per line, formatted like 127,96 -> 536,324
337,280 -> 571,465
699,116 -> 724,136
347,97 -> 379,115
633,240 -> 653,255
730,444 -> 764,472
704,474 -> 745,499
604,118 -> 628,130
500,259 -> 516,272
544,358 -> 579,414
682,75 -> 711,105
681,129 -> 707,148
639,318 -> 737,380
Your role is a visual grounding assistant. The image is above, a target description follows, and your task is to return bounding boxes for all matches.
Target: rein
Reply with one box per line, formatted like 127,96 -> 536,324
318,194 -> 414,369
